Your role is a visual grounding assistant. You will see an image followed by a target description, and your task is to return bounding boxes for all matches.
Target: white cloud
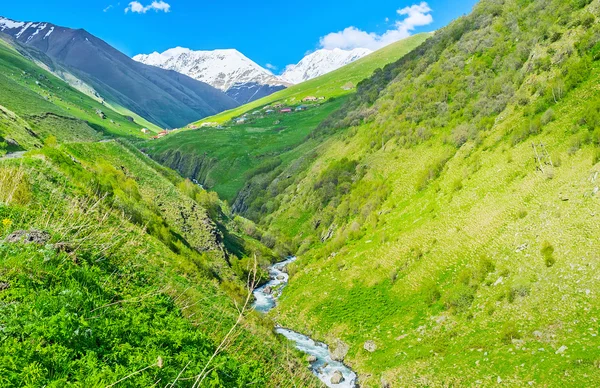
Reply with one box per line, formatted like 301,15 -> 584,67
265,63 -> 277,70
125,1 -> 171,14
319,2 -> 433,51
103,5 -> 113,12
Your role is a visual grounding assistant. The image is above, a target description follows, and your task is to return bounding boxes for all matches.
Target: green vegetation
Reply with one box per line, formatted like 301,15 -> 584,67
0,36 -> 155,151
0,141 -> 318,386
142,97 -> 347,202
0,36 -> 319,386
142,33 -> 429,207
194,33 -> 432,125
215,0 -> 600,385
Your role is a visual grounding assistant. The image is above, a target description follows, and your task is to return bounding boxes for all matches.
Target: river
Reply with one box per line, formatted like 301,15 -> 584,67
252,257 -> 358,387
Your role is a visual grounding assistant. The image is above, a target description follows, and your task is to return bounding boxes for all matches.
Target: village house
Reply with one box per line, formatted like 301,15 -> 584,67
235,117 -> 247,124
295,105 -> 308,112
265,109 -> 275,115
141,128 -> 150,134
280,108 -> 292,113
200,122 -> 218,128
318,96 -> 326,100
302,96 -> 318,102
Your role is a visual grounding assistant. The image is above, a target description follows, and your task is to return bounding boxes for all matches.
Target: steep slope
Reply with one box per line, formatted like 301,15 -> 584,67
237,0 -> 600,386
0,31 -> 319,385
0,16 -> 238,129
133,48 -> 289,104
0,36 -> 147,149
192,33 -> 431,125
281,47 -> 373,84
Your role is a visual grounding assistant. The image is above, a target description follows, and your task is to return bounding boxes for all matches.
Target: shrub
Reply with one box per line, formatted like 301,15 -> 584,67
501,322 -> 522,344
443,283 -> 475,312
541,241 -> 556,267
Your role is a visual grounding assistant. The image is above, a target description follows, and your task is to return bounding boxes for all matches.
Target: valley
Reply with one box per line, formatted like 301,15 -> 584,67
2,0 -> 600,386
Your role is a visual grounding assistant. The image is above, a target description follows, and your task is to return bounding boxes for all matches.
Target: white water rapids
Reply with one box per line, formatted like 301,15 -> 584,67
252,257 -> 358,387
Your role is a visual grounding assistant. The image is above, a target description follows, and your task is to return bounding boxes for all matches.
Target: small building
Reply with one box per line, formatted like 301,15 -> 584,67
302,96 -> 318,102
252,111 -> 261,115
200,122 -> 218,128
318,96 -> 326,100
295,105 -> 308,112
265,109 -> 275,114
280,108 -> 292,113
156,130 -> 169,139
141,128 -> 150,134
95,108 -> 106,119
235,117 -> 247,124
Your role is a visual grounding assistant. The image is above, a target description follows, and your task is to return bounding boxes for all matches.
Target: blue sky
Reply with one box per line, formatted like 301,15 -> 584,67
1,0 -> 478,72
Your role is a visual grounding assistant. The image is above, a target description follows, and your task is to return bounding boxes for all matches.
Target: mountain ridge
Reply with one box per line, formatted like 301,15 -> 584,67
133,47 -> 289,104
0,16 -> 238,128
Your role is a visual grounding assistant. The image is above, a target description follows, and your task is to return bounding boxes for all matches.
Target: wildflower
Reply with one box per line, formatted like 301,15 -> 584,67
1,218 -> 11,228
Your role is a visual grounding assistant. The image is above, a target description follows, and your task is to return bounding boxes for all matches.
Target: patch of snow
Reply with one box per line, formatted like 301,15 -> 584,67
0,17 -> 25,31
281,47 -> 372,84
44,26 -> 54,39
15,22 -> 33,39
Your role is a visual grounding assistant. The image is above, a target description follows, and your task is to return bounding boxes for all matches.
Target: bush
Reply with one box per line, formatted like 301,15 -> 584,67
443,283 -> 475,312
541,241 -> 556,267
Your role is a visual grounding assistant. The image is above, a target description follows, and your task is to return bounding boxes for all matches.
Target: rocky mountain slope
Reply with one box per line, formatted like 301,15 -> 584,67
134,48 -> 288,104
0,16 -> 238,128
281,47 -> 372,84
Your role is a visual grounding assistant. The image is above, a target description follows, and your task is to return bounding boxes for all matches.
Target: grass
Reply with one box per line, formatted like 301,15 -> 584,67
0,37 -> 155,145
232,0 -> 600,385
142,97 -> 347,202
0,142 -> 320,386
193,33 -> 432,125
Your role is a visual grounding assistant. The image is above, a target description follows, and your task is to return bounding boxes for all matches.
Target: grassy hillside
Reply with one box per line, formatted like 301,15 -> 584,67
193,33 -> 432,125
142,97 -> 347,202
0,36 -> 155,153
0,38 -> 320,386
232,0 -> 600,386
142,34 -> 429,206
0,140 -> 320,386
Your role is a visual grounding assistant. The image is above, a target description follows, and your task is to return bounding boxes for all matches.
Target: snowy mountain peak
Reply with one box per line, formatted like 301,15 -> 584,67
281,47 -> 373,85
133,47 -> 284,92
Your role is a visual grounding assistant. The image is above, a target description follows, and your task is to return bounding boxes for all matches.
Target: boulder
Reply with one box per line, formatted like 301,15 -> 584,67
276,275 -> 285,280
263,286 -> 272,295
364,340 -> 377,353
329,339 -> 349,361
0,282 -> 9,291
306,355 -> 317,363
331,370 -> 344,384
5,230 -> 50,245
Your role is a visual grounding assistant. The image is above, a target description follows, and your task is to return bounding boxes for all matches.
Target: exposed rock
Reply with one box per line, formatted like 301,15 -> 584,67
555,345 -> 568,354
5,230 -> 50,245
263,286 -> 272,295
381,377 -> 391,388
330,339 -> 349,361
331,370 -> 344,384
0,282 -> 10,291
307,355 -> 317,363
276,275 -> 285,280
364,340 -> 377,353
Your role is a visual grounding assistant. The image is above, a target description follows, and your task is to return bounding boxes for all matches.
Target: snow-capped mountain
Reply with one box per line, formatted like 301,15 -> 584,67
281,48 -> 373,84
133,48 -> 289,104
0,16 -> 237,128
